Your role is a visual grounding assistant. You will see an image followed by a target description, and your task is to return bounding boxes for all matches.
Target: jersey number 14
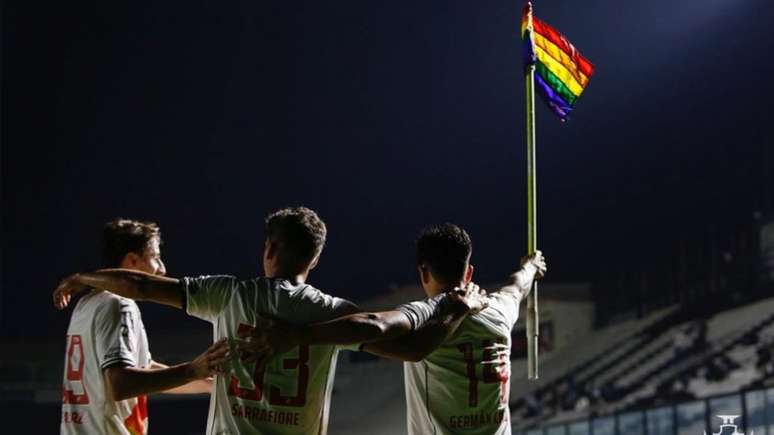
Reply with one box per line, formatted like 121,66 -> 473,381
457,339 -> 509,408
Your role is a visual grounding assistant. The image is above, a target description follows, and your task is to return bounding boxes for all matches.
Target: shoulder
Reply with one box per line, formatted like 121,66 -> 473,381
294,283 -> 327,298
469,296 -> 513,325
181,274 -> 239,287
86,292 -> 141,330
90,290 -> 138,313
181,275 -> 244,298
293,284 -> 327,303
304,284 -> 355,305
292,283 -> 359,316
487,290 -> 521,311
242,276 -> 274,291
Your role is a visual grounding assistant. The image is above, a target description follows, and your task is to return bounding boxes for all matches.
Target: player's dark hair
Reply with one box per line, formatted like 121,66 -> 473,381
416,223 -> 472,285
103,219 -> 161,268
265,207 -> 327,274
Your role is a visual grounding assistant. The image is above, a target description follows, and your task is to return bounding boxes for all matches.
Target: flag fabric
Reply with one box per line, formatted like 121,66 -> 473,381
521,2 -> 594,121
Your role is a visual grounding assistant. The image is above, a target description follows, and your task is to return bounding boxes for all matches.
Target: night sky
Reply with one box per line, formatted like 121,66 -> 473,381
3,0 -> 773,338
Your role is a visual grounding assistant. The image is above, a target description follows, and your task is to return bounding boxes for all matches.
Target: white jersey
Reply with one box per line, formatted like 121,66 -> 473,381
404,288 -> 522,435
61,290 -> 152,435
183,276 -> 358,435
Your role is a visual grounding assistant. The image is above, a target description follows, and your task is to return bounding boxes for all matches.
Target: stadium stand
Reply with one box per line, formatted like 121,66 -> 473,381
511,296 -> 774,431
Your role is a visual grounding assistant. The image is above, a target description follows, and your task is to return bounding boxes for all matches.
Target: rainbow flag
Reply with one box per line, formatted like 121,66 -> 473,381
521,3 -> 594,121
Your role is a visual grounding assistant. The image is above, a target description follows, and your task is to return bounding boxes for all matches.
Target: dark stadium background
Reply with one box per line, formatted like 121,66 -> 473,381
2,0 -> 773,433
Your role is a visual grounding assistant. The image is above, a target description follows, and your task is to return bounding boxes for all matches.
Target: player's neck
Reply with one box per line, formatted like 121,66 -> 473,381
265,270 -> 308,285
424,281 -> 465,298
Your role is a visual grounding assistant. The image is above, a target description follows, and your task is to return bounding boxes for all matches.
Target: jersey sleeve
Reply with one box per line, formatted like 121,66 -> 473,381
295,287 -> 361,351
329,296 -> 360,318
329,296 -> 363,352
299,287 -> 360,320
491,273 -> 530,329
395,293 -> 449,330
497,283 -> 525,304
95,297 -> 139,369
182,275 -> 238,323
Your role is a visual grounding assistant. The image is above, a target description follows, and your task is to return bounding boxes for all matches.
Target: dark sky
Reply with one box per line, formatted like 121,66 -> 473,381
3,0 -> 773,338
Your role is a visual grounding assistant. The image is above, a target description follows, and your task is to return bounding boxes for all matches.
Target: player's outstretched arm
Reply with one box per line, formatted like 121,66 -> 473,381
104,339 -> 229,401
241,310 -> 419,364
500,250 -> 547,299
240,284 -> 488,366
54,269 -> 185,310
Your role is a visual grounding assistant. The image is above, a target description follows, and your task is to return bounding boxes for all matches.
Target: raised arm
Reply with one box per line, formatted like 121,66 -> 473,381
241,284 -> 488,365
499,251 -> 547,299
54,269 -> 185,310
366,253 -> 545,362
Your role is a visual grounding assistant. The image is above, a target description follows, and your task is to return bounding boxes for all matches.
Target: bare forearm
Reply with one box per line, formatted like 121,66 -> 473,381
248,293 -> 473,364
106,364 -> 198,401
75,269 -> 183,308
363,304 -> 469,362
299,292 -> 472,346
162,378 -> 213,394
299,311 -> 413,345
505,264 -> 538,298
150,360 -> 212,394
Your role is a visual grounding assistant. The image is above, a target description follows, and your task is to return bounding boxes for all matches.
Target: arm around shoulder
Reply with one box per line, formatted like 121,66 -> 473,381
241,288 -> 484,366
72,269 -> 185,309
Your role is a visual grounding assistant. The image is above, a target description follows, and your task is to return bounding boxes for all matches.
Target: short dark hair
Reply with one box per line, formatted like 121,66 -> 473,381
265,207 -> 327,273
103,219 -> 161,268
416,223 -> 472,285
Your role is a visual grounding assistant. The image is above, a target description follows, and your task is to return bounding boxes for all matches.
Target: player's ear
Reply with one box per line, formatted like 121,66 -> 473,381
464,264 -> 474,284
418,265 -> 431,285
264,239 -> 277,260
120,252 -> 140,269
308,254 -> 320,271
417,264 -> 430,285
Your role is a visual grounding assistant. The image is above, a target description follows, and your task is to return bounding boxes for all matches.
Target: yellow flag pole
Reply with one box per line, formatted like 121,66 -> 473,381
524,1 -> 539,380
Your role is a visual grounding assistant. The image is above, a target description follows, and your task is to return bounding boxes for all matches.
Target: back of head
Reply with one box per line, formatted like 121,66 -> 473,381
265,207 -> 327,274
416,223 -> 472,286
103,218 -> 161,268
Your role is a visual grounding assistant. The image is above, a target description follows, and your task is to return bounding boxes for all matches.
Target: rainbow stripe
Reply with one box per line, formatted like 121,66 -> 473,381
521,3 -> 594,120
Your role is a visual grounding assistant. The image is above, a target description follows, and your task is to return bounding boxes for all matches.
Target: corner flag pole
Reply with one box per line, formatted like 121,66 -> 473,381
525,3 -> 539,380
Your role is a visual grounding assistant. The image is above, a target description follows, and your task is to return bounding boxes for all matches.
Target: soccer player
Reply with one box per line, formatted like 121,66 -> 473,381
250,223 -> 546,435
56,219 -> 229,435
53,207 -> 487,435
